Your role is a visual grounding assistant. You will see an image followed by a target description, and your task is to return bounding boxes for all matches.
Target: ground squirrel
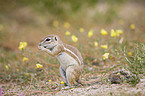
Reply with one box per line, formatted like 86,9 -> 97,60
38,35 -> 101,86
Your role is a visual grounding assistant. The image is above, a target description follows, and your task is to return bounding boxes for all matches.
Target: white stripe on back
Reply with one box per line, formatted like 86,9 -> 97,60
64,47 -> 81,65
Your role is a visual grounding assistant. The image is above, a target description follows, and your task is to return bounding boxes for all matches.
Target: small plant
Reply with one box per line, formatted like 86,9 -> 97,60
124,43 -> 145,86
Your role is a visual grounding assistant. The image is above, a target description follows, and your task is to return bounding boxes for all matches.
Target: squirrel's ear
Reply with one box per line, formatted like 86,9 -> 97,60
54,36 -> 58,41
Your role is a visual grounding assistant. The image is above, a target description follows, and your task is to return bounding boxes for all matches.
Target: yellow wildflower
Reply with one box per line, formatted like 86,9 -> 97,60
64,22 -> 70,29
98,74 -> 101,77
102,53 -> 110,60
116,29 -> 123,36
25,73 -> 29,76
18,42 -> 27,50
65,31 -> 71,36
23,57 -> 28,62
49,80 -> 52,82
128,52 -> 133,56
117,73 -> 121,75
100,45 -> 108,49
88,30 -> 93,37
130,24 -> 135,30
94,42 -> 98,47
101,29 -> 108,35
124,80 -> 127,83
91,75 -> 94,77
0,24 -> 3,31
36,64 -> 43,68
53,20 -> 59,27
17,69 -> 19,72
5,65 -> 9,70
138,57 -> 141,61
110,29 -> 116,37
79,28 -> 84,32
60,81 -> 64,84
71,35 -> 78,42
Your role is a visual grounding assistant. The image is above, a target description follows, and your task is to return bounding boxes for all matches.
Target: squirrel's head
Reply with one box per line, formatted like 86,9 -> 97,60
38,35 -> 62,50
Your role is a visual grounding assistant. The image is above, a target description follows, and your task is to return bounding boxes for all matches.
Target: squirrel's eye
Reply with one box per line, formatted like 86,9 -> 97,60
46,38 -> 51,41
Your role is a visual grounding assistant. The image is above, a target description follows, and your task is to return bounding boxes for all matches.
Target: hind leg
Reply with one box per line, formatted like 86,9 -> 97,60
66,65 -> 81,86
59,66 -> 69,85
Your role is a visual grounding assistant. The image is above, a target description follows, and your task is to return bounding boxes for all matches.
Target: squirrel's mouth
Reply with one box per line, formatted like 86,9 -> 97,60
42,44 -> 57,51
49,45 -> 57,51
38,43 -> 57,51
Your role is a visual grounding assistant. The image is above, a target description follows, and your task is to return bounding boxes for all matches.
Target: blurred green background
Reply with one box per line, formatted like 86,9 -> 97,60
0,0 -> 145,50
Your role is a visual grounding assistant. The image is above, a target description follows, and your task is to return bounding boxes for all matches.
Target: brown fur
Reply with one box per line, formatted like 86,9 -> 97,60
63,43 -> 83,65
38,35 -> 101,86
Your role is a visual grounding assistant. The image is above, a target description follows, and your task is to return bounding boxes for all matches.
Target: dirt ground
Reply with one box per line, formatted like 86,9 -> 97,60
54,78 -> 145,96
